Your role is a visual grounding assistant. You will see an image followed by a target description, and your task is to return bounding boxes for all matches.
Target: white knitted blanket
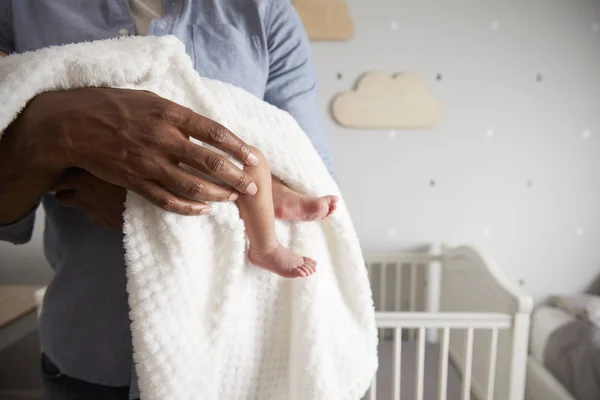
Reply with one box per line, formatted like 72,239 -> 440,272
0,36 -> 377,400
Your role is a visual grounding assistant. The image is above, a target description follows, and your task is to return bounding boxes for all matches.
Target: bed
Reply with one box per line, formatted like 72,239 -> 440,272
364,244 -> 533,400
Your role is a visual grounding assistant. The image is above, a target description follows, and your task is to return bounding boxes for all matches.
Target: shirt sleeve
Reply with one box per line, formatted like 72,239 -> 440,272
263,0 -> 334,175
0,207 -> 37,245
0,1 -> 14,54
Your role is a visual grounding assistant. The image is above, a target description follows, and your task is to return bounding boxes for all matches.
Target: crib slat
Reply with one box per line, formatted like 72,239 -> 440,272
367,263 -> 374,303
486,328 -> 499,400
395,263 -> 402,311
406,263 -> 418,341
461,328 -> 474,400
379,264 -> 387,338
369,370 -> 377,400
407,263 -> 418,341
393,328 -> 402,400
379,264 -> 387,312
415,327 -> 425,400
410,263 -> 417,311
438,328 -> 450,400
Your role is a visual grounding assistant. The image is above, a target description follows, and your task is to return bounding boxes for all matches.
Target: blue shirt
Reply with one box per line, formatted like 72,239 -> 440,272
0,0 -> 333,389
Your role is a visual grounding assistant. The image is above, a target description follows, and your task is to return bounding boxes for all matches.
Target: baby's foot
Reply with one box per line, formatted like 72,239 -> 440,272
274,193 -> 338,222
248,245 -> 317,278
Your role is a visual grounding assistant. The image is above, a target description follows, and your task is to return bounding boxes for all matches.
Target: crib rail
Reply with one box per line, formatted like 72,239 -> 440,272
376,312 -> 511,329
369,312 -> 511,400
365,252 -> 441,341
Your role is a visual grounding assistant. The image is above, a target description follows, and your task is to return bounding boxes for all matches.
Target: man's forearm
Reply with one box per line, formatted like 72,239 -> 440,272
0,51 -> 66,224
0,121 -> 61,225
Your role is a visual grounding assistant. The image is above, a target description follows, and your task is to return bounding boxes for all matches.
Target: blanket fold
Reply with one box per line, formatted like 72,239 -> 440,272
0,36 -> 377,400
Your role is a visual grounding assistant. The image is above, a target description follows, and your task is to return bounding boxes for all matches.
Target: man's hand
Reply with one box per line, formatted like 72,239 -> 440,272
53,169 -> 126,230
11,87 -> 259,216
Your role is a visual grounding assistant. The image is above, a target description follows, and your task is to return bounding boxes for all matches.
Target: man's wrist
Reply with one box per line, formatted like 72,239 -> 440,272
7,99 -> 72,174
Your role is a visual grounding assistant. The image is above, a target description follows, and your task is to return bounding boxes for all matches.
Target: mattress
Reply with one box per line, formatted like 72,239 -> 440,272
364,339 -> 463,400
529,306 -> 575,363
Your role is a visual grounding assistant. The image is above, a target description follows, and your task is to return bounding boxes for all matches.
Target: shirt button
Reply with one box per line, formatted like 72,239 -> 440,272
119,28 -> 129,36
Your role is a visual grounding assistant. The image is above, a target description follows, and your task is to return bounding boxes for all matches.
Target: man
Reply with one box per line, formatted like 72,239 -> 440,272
0,1 -> 333,398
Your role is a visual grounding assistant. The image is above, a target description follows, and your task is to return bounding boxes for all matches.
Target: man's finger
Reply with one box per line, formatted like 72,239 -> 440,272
132,179 -> 212,216
176,140 -> 257,195
164,106 -> 259,166
53,180 -> 77,192
159,164 -> 239,202
54,191 -> 79,208
52,168 -> 89,191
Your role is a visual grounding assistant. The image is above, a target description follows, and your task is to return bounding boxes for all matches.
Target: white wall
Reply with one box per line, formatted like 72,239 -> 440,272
1,0 -> 599,302
313,0 -> 600,301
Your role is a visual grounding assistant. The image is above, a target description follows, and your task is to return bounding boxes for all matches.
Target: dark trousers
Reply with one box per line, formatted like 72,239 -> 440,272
41,353 -> 135,400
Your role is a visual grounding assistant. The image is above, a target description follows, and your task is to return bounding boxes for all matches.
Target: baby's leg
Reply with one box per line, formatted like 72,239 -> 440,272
236,146 -> 316,278
272,178 -> 338,222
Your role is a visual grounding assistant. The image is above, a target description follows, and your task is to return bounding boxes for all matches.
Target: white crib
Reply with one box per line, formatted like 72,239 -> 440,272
365,244 -> 533,400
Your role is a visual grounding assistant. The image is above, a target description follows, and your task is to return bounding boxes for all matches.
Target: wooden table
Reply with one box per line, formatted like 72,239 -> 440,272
0,285 -> 42,353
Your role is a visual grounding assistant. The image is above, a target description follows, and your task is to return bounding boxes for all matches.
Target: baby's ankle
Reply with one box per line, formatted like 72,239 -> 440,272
248,242 -> 280,255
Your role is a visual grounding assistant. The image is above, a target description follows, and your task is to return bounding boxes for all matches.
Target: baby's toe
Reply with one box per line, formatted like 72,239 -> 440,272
303,258 -> 317,273
303,257 -> 316,265
321,196 -> 338,218
289,267 -> 304,278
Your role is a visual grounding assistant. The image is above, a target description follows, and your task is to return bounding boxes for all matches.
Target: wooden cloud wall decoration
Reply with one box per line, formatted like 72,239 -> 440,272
293,0 -> 353,41
331,72 -> 444,129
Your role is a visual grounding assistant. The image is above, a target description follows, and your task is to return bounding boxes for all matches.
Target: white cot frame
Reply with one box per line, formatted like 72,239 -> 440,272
365,244 -> 533,400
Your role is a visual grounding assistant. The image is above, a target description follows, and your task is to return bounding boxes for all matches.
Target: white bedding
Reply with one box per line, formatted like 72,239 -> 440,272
530,305 -> 575,363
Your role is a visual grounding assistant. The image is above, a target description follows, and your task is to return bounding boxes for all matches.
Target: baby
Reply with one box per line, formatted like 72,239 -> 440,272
234,146 -> 337,278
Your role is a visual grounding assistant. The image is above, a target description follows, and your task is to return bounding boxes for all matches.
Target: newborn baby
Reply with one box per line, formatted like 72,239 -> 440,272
235,146 -> 337,278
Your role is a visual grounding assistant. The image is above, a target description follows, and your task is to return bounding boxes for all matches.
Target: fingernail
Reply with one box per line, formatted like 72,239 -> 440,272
246,182 -> 258,195
200,207 -> 211,215
229,192 -> 239,201
247,153 -> 259,166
